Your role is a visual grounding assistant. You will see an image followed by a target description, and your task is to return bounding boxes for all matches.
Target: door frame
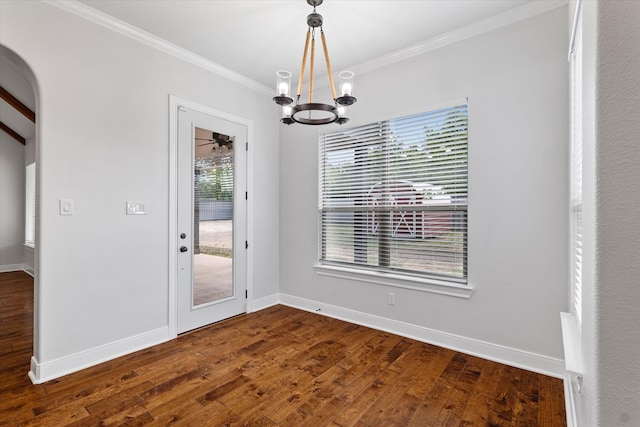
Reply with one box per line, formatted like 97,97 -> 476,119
168,95 -> 254,338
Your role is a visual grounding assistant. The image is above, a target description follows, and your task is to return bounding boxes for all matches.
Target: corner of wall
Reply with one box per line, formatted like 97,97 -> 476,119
30,327 -> 171,383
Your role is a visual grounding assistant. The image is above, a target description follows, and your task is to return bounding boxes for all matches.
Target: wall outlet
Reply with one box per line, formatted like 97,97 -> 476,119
387,292 -> 396,306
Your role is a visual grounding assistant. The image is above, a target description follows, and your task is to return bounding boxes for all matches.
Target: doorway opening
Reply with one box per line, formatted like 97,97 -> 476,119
0,44 -> 41,383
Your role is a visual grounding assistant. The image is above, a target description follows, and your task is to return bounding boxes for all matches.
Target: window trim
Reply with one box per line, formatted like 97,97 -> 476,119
317,102 -> 469,291
314,263 -> 473,299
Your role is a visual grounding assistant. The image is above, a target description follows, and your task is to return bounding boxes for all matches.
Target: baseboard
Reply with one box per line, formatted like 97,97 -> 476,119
24,293 -> 564,383
0,264 -> 26,273
28,326 -> 170,384
563,373 -> 579,427
0,264 -> 34,276
279,293 -> 565,378
249,293 -> 279,312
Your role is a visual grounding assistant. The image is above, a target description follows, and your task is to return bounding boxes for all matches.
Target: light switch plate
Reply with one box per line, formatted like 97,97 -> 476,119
126,201 -> 147,215
60,199 -> 74,215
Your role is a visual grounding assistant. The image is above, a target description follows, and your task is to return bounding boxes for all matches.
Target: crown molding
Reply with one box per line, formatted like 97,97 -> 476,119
349,0 -> 568,77
44,0 -> 566,97
43,0 -> 273,96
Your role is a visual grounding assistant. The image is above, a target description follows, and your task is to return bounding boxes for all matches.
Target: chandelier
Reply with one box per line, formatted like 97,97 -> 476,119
273,0 -> 357,125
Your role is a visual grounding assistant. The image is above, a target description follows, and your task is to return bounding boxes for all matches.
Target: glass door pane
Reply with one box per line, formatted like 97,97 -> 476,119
193,127 -> 234,306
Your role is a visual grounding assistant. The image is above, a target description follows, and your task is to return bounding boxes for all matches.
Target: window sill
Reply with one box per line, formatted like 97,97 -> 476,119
313,264 -> 473,299
560,312 -> 583,375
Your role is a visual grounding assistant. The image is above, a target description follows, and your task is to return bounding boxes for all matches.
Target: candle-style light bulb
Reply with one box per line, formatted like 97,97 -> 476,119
274,70 -> 293,106
336,70 -> 356,107
336,104 -> 349,125
339,71 -> 355,95
280,104 -> 294,125
279,82 -> 289,96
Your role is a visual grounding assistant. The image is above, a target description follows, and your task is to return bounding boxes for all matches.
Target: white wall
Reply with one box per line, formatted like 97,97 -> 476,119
0,0 -> 279,380
577,1 -> 640,426
280,7 -> 569,374
0,132 -> 25,270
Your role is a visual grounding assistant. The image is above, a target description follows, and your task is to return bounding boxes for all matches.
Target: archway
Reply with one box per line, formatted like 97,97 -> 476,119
0,45 -> 41,381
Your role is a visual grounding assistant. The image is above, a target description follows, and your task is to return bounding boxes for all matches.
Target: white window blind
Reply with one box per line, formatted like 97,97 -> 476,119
319,104 -> 468,283
25,163 -> 36,248
570,12 -> 583,326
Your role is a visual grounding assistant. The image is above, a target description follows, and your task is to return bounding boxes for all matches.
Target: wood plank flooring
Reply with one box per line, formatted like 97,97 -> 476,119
0,271 -> 566,426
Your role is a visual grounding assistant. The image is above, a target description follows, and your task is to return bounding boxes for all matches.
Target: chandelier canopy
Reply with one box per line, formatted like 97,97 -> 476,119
273,0 -> 357,125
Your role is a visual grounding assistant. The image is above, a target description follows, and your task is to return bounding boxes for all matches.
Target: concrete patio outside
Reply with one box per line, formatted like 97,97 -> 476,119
193,220 -> 233,306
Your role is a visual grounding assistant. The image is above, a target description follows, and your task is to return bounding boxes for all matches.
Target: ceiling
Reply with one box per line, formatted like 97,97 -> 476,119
0,54 -> 36,141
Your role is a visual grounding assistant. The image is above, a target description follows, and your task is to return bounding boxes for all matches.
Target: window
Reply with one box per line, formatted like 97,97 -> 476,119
319,103 -> 468,284
25,163 -> 36,248
570,9 -> 583,326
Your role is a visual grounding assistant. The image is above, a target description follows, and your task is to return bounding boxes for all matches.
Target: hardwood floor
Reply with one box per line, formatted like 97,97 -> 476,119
0,271 -> 566,426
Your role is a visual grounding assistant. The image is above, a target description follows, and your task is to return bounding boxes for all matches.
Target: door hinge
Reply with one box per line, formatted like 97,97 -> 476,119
245,241 -> 248,249
245,142 -> 248,151
245,290 -> 248,299
245,191 -> 248,200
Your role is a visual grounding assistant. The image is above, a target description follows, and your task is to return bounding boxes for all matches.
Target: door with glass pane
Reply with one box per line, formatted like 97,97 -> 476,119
177,107 -> 247,334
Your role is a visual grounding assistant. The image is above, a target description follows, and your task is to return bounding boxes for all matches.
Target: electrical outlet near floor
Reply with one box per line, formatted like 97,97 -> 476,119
387,292 -> 396,306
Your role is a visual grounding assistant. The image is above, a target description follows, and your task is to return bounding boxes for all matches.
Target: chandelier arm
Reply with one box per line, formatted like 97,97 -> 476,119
320,29 -> 338,101
297,29 -> 311,98
309,32 -> 316,103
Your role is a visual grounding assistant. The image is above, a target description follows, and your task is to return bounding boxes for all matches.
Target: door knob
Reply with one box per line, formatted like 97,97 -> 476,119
180,246 -> 188,253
